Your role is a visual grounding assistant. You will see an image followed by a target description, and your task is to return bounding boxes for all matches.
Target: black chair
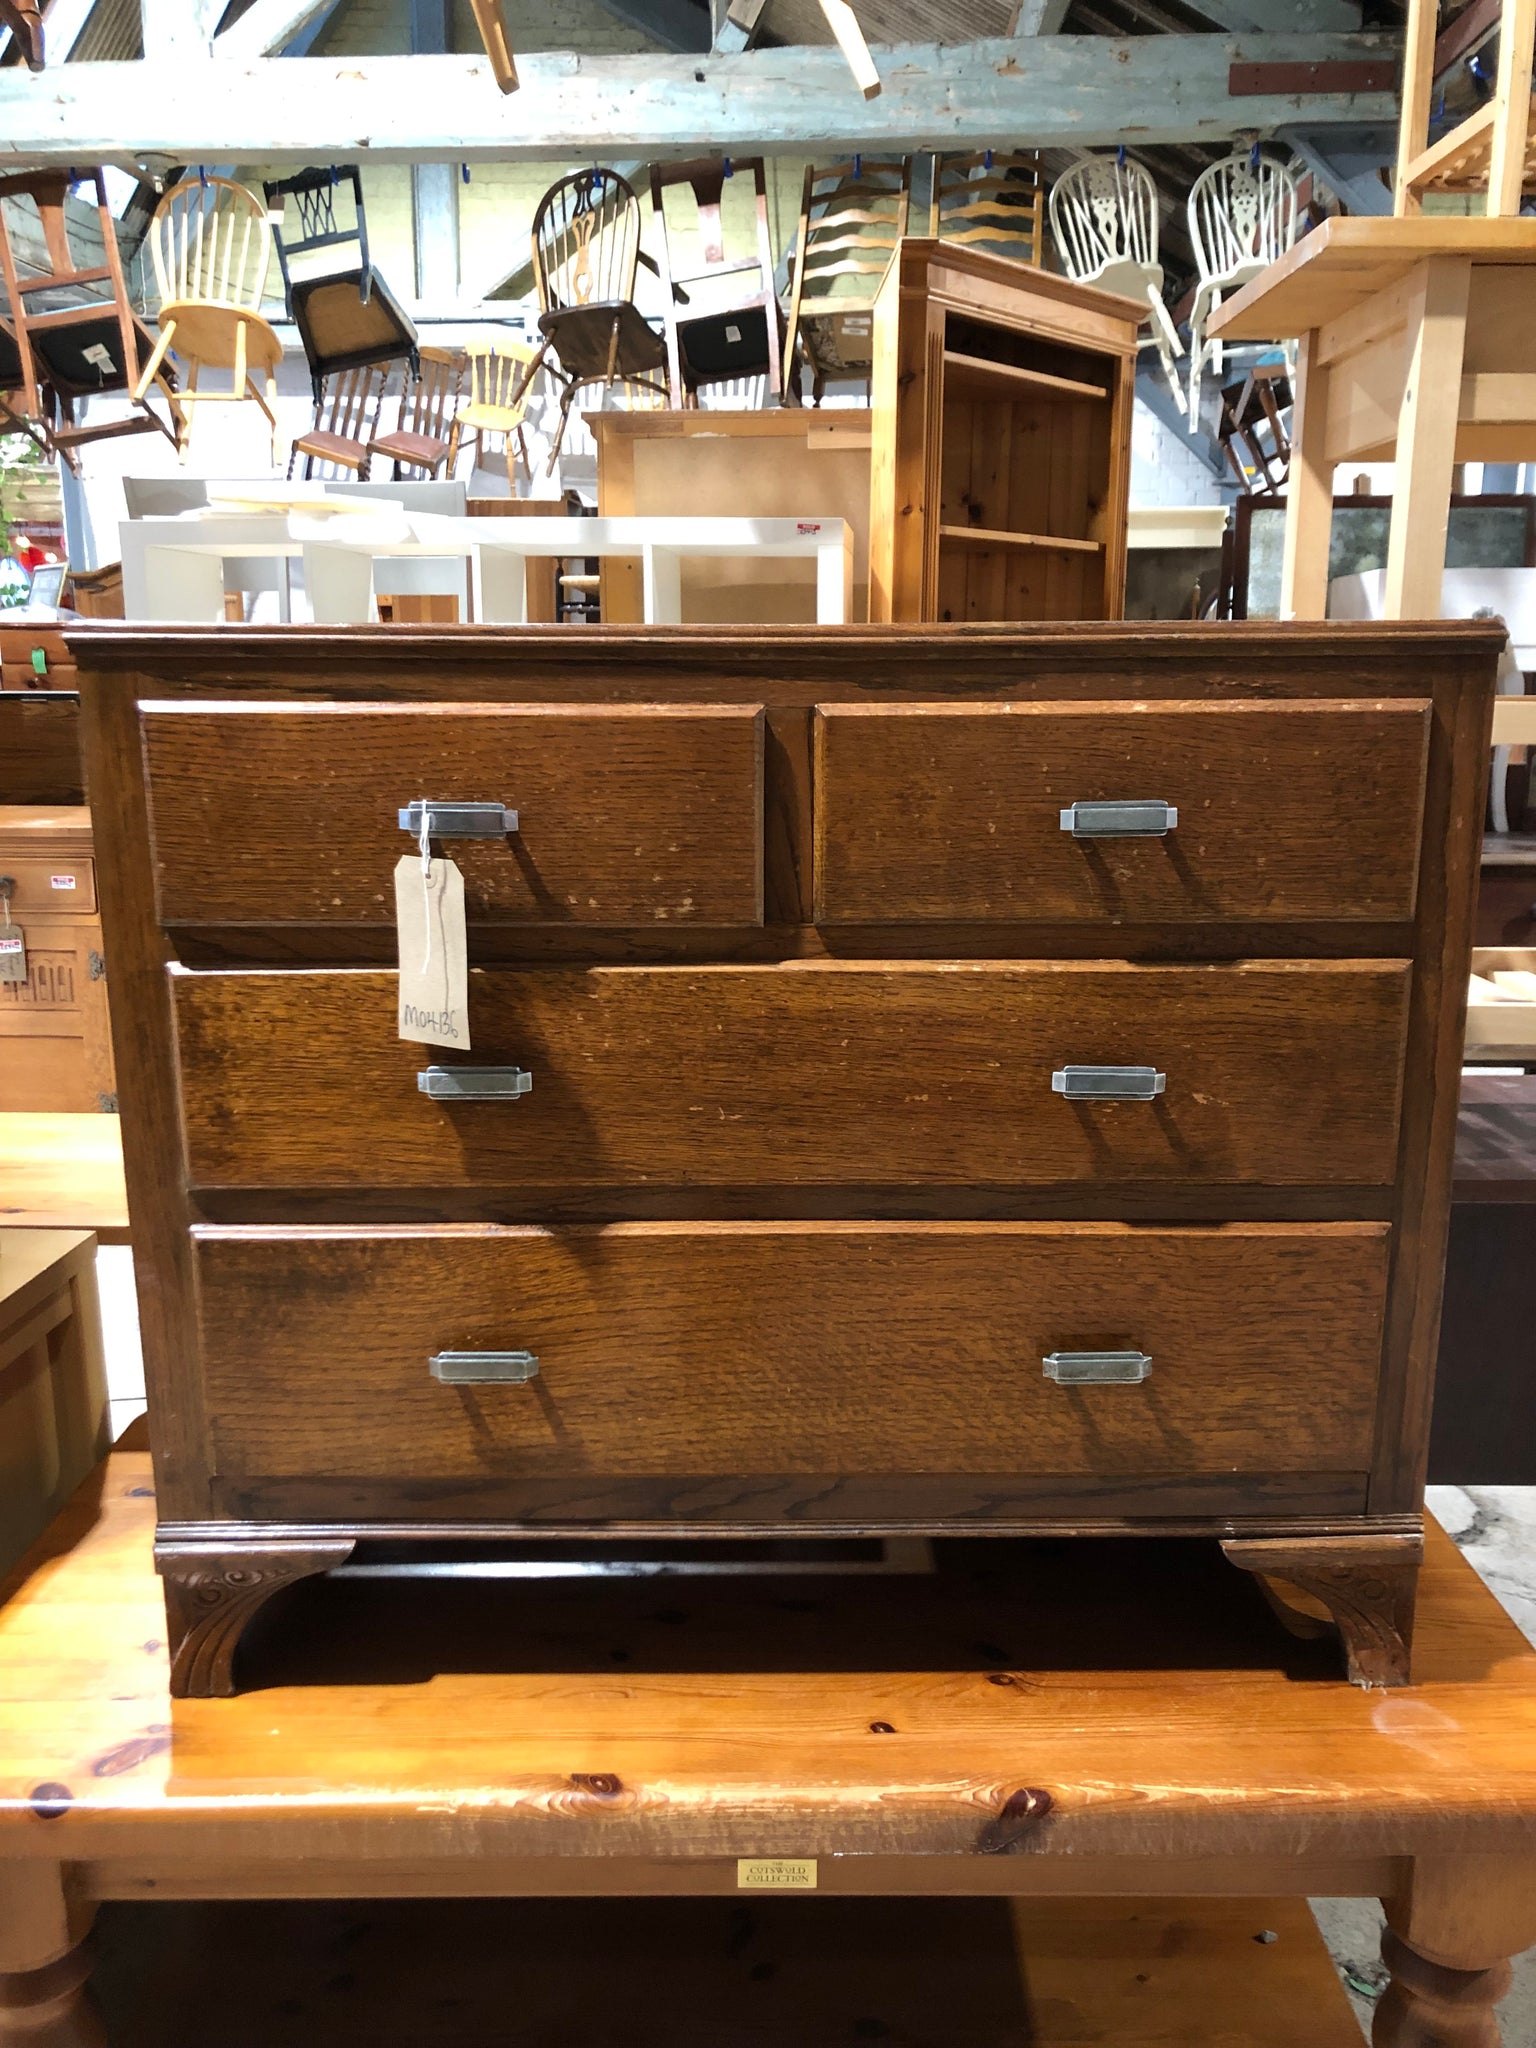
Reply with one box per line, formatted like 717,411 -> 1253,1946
262,167 -> 417,400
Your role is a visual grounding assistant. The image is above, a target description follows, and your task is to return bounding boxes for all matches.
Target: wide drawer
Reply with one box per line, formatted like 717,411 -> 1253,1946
814,700 -> 1430,924
141,702 -> 764,925
171,961 -> 1410,1189
197,1222 -> 1387,1512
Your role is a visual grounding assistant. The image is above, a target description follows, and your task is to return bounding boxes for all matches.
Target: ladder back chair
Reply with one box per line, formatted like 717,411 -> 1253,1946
288,362 -> 389,481
649,157 -> 783,406
263,167 -> 418,398
530,168 -> 672,471
1185,151 -> 1300,417
783,156 -> 911,406
456,339 -> 540,484
1048,152 -> 1184,411
929,150 -> 1046,267
0,169 -> 181,471
135,175 -> 282,459
1397,0 -> 1536,215
369,347 -> 466,479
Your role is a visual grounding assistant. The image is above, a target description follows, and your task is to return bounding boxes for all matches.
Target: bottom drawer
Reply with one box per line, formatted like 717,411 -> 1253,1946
197,1222 -> 1387,1524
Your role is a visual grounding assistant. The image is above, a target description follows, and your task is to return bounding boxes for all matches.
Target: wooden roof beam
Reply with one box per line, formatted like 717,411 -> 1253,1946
0,32 -> 1402,165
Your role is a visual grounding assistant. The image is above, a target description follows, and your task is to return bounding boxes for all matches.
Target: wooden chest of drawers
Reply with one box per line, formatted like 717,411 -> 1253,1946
74,621 -> 1497,1696
0,806 -> 115,1112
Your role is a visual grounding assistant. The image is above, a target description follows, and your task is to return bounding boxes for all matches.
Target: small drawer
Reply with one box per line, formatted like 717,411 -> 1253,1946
195,1221 -> 1387,1515
0,852 -> 96,916
171,959 -> 1410,1192
814,699 -> 1430,924
142,702 -> 765,926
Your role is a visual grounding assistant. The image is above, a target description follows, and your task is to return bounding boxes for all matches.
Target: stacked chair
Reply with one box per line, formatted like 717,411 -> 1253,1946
1048,153 -> 1184,410
263,166 -> 418,400
0,168 -> 181,470
529,167 -> 673,470
135,175 -> 283,459
650,157 -> 783,405
929,148 -> 1046,265
782,156 -> 911,406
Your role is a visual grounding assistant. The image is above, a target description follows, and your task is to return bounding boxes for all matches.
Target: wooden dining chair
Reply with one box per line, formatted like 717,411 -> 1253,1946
369,347 -> 466,479
649,157 -> 782,406
929,150 -> 1046,266
0,169 -> 182,472
531,168 -> 672,470
782,156 -> 910,406
288,363 -> 388,480
262,166 -> 418,399
455,340 -> 540,483
1049,152 -> 1184,412
135,175 -> 283,459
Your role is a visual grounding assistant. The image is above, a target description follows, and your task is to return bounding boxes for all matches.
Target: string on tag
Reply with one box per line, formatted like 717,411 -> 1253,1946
0,877 -> 13,931
418,801 -> 434,973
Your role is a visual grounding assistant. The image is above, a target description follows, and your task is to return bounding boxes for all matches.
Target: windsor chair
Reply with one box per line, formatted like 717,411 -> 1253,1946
530,168 -> 672,471
263,167 -> 418,399
929,149 -> 1045,267
782,156 -> 910,406
649,157 -> 782,406
369,347 -> 466,479
288,363 -> 389,480
455,339 -> 540,484
1185,151 -> 1300,417
1048,153 -> 1184,411
134,175 -> 282,459
0,169 -> 181,471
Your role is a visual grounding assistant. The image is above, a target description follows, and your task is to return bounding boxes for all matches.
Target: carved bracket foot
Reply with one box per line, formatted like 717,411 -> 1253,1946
157,1539 -> 356,1698
1221,1532 -> 1423,1689
1372,1926 -> 1512,2048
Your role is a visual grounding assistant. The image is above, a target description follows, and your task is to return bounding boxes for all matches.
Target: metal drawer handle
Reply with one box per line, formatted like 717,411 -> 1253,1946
1051,1065 -> 1165,1100
430,1350 -> 540,1384
398,800 -> 519,837
1043,1350 -> 1153,1385
418,1065 -> 532,1100
1059,800 -> 1177,837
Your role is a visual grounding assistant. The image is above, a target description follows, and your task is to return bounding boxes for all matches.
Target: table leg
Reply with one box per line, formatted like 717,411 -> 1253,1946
0,1861 -> 103,2047
1279,329 -> 1332,621
1382,256 -> 1471,621
1374,1855 -> 1536,2047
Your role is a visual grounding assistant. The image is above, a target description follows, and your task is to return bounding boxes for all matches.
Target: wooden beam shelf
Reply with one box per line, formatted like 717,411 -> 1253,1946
941,349 -> 1108,404
938,525 -> 1105,555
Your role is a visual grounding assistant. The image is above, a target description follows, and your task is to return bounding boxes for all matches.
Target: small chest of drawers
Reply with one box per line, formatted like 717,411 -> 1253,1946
75,621 -> 1497,1695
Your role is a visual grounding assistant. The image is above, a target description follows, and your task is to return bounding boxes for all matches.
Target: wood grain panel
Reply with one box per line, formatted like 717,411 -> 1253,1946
0,694 -> 83,807
142,704 -> 764,926
815,701 -> 1430,924
195,1222 -> 1389,1485
171,961 -> 1411,1192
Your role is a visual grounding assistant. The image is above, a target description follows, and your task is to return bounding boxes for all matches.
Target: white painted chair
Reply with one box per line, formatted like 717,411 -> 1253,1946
1047,154 -> 1184,412
1185,151 -> 1300,418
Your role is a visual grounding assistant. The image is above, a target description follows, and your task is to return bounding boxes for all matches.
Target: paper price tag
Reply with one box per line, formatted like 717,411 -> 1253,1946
0,930 -> 27,984
394,855 -> 469,1049
737,1859 -> 817,1891
50,874 -> 76,891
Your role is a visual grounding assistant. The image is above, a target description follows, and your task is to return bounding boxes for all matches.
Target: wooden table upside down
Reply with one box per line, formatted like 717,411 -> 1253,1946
1,1455 -> 1534,2044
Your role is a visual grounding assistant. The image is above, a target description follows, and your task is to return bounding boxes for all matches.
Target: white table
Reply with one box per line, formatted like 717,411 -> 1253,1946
120,511 -> 854,626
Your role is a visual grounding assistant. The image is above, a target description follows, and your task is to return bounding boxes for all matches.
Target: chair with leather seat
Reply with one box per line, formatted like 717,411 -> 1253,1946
0,168 -> 181,471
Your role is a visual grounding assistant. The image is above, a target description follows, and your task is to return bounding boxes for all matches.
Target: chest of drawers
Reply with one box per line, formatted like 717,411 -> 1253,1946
75,621 -> 1497,1696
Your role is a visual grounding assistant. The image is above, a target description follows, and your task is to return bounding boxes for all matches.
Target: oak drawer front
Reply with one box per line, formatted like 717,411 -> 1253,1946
172,961 -> 1410,1190
197,1222 -> 1388,1486
141,703 -> 765,926
0,851 -> 96,916
814,700 -> 1430,924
